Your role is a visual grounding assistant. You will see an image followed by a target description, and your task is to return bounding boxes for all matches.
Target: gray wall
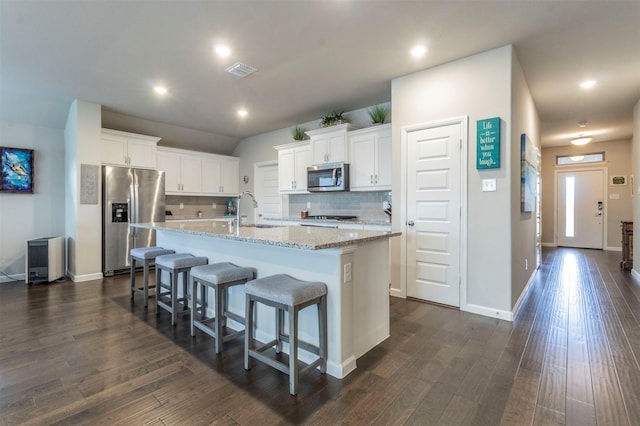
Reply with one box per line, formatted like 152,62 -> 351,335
510,51 -> 541,307
64,100 -> 102,280
633,99 -> 639,278
0,121 -> 65,281
392,45 -> 538,317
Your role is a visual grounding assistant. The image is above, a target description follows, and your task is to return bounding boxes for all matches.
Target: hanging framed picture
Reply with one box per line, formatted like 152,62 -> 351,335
1,147 -> 34,193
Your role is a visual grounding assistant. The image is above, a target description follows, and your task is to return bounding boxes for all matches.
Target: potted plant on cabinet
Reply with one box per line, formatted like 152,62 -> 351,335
320,110 -> 346,127
368,105 -> 388,125
292,126 -> 307,141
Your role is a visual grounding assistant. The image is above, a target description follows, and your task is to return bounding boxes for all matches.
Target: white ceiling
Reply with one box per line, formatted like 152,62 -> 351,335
1,1 -> 639,153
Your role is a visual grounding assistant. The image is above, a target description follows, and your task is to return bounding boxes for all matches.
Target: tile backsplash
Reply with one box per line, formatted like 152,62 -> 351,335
166,191 -> 393,222
288,191 -> 392,222
165,195 -> 234,218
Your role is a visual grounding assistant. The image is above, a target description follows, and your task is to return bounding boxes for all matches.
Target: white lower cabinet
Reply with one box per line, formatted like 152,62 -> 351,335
348,124 -> 392,191
157,147 -> 239,196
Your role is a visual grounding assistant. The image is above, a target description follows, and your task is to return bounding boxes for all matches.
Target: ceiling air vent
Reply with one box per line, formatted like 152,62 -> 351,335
225,62 -> 257,78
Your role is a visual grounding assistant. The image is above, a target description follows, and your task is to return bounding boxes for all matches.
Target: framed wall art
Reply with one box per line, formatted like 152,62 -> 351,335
1,147 -> 34,193
520,134 -> 538,212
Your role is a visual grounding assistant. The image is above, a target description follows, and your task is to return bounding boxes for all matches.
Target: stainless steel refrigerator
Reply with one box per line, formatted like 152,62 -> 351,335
102,165 -> 165,276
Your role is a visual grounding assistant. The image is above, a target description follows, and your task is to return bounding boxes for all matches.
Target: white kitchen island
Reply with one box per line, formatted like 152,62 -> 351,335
132,220 -> 400,379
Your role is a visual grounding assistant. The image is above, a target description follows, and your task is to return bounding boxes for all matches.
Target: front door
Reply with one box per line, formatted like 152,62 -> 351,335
406,121 -> 462,307
557,169 -> 604,249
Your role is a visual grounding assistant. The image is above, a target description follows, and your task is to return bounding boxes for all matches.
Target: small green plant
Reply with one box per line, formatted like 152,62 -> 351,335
292,126 -> 307,141
368,105 -> 388,124
321,110 -> 346,127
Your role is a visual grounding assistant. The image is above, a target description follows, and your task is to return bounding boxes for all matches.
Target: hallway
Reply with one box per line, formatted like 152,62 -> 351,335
500,248 -> 640,425
0,248 -> 638,425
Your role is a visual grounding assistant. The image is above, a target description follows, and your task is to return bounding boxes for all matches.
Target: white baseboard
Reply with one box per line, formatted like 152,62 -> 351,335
390,288 -> 404,298
511,267 -> 539,320
606,246 -> 622,252
0,273 -> 25,283
460,266 -> 539,323
461,303 -> 513,321
68,272 -> 103,282
541,242 -> 556,247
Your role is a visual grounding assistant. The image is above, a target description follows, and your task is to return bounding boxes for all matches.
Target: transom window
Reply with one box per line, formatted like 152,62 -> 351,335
556,152 -> 604,165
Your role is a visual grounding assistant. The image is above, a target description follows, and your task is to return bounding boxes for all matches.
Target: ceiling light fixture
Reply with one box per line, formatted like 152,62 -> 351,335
577,120 -> 588,128
237,109 -> 248,117
215,45 -> 231,57
570,136 -> 592,146
410,45 -> 427,58
579,80 -> 596,89
153,86 -> 167,95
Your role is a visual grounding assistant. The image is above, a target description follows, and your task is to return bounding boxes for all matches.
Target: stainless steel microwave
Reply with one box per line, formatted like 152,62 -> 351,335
307,162 -> 349,192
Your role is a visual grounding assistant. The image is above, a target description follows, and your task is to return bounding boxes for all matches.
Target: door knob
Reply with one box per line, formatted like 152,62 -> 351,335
407,220 -> 415,227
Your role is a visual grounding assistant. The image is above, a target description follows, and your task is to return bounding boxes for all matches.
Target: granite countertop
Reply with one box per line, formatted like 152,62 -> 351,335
268,217 -> 392,227
132,221 -> 400,250
166,215 -> 234,222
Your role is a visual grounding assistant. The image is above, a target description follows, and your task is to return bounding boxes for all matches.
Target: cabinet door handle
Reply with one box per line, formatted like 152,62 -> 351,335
407,220 -> 415,227
370,175 -> 374,184
374,175 -> 378,184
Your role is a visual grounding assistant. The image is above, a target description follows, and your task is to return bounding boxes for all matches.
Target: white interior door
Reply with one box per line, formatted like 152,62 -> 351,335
406,122 -> 462,307
254,162 -> 282,224
557,169 -> 604,249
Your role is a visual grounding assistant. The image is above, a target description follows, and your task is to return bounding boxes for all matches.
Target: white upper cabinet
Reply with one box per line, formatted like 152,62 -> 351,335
306,123 -> 356,164
157,149 -> 201,194
202,156 -> 240,196
101,129 -> 160,169
157,147 -> 239,196
348,124 -> 392,191
275,142 -> 311,193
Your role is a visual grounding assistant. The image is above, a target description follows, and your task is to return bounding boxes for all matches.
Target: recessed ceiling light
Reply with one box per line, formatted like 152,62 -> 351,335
153,86 -> 167,95
579,80 -> 596,89
410,45 -> 427,58
571,136 -> 592,146
215,45 -> 231,57
237,109 -> 248,117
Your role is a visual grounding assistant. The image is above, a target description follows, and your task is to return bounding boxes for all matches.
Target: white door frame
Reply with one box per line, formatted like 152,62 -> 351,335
400,116 -> 468,308
553,165 -> 608,248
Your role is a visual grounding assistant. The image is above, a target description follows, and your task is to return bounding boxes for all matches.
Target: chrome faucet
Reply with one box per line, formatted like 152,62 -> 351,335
236,190 -> 258,227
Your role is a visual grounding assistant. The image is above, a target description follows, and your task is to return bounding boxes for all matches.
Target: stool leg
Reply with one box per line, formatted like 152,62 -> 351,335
244,294 -> 254,370
289,306 -> 298,395
214,284 -> 224,354
276,308 -> 284,353
319,295 -> 327,374
221,286 -> 228,328
171,270 -> 178,326
201,282 -> 206,319
190,276 -> 197,337
182,271 -> 189,310
142,259 -> 150,307
130,257 -> 136,300
155,265 -> 161,312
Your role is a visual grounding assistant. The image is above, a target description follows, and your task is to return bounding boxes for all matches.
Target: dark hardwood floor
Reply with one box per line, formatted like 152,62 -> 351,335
1,248 -> 639,425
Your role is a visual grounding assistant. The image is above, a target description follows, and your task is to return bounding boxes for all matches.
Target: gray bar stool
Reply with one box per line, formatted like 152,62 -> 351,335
130,247 -> 175,306
244,274 -> 327,395
189,262 -> 254,353
155,253 -> 208,325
